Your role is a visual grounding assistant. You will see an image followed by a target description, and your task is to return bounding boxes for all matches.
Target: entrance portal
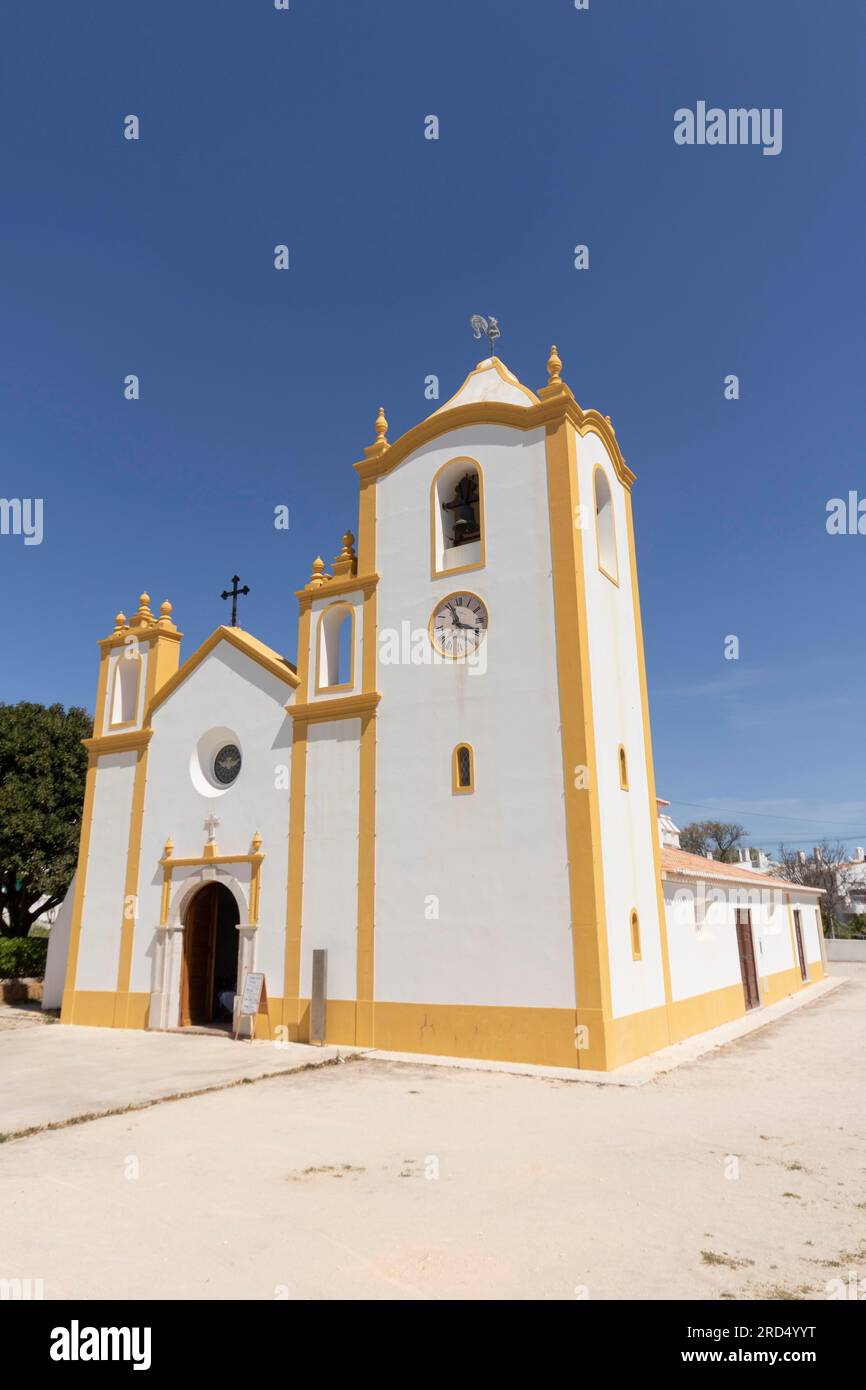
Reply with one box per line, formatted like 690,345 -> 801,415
180,882 -> 240,1027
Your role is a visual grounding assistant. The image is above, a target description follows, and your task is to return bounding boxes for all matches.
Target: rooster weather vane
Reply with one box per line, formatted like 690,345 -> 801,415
469,313 -> 501,355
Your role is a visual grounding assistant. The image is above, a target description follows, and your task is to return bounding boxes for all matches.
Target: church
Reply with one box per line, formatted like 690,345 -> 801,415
50,345 -> 827,1069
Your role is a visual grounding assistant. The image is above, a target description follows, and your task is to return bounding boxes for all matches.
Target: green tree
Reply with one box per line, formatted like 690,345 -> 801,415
679,820 -> 749,863
0,702 -> 92,938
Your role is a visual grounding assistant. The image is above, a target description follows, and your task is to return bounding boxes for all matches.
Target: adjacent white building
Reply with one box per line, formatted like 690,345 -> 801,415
51,347 -> 827,1069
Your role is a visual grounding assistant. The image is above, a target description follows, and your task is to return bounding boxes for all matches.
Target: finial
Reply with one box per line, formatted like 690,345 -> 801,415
331,530 -> 358,578
162,835 -> 174,860
157,599 -> 176,630
547,345 -> 562,386
308,556 -> 328,590
133,592 -> 154,626
250,831 -> 262,855
375,405 -> 388,443
113,611 -> 128,635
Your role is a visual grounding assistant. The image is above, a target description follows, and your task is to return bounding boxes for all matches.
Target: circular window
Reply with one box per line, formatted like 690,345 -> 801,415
190,727 -> 243,799
213,743 -> 242,786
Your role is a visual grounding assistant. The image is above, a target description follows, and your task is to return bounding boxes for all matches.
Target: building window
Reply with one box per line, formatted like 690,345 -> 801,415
593,466 -> 618,584
452,743 -> 475,794
431,458 -> 485,578
630,910 -> 642,960
316,602 -> 355,692
618,745 -> 628,790
109,651 -> 141,728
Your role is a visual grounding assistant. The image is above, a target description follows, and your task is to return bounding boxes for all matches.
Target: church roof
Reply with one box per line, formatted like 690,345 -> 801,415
659,846 -> 823,894
431,355 -> 540,415
148,625 -> 298,716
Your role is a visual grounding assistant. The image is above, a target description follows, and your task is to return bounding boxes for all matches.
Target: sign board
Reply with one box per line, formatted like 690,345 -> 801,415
235,971 -> 271,1041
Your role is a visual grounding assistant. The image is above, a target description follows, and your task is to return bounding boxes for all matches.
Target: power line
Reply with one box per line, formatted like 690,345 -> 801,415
666,798 -> 866,838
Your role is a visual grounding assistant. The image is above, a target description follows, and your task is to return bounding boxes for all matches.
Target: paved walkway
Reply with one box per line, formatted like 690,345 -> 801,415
0,1023 -> 357,1136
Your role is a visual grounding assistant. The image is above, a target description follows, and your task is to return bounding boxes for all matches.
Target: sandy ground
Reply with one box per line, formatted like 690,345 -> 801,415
1,968 -> 864,1300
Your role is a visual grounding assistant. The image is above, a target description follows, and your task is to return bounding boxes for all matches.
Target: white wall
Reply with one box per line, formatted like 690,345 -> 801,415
577,432 -> 665,1020
74,752 -> 138,990
300,718 -> 361,998
664,881 -> 742,1001
42,874 -> 76,1009
663,878 -> 825,1003
130,640 -> 293,999
374,422 -> 575,1009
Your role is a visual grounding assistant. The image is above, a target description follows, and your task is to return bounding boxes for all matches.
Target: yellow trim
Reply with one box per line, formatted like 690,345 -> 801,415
373,1001 -> 580,1067
295,572 -> 379,607
60,642 -> 115,1021
149,625 -> 298,717
625,487 -> 675,1031
62,963 -> 823,1060
59,758 -> 99,1023
108,651 -> 142,730
353,473 -> 378,1047
618,744 -> 629,790
64,991 -> 151,1029
314,601 -> 356,694
452,742 -> 475,794
281,601 -> 312,1039
355,394 -> 635,492
630,909 -> 642,961
355,711 -> 377,1045
429,456 -> 486,580
112,624 -> 183,1027
428,589 -> 489,661
112,747 -> 148,1026
287,690 -> 381,723
544,411 -> 612,1069
83,728 -> 153,755
592,463 -> 620,586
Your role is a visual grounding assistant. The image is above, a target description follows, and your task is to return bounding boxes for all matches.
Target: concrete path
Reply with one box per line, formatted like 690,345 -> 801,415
0,1024 -> 357,1136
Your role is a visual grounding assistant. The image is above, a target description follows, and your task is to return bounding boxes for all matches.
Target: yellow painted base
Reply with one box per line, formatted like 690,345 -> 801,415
61,990 -> 151,1029
373,1001 -> 580,1068
57,962 -> 827,1068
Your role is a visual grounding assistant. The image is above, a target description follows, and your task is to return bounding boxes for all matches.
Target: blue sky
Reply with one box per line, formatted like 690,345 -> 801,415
2,1 -> 864,851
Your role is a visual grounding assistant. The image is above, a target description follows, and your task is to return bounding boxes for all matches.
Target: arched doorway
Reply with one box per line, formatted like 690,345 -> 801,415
180,882 -> 240,1028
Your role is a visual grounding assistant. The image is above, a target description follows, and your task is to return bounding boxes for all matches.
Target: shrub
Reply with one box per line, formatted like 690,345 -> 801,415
0,936 -> 48,979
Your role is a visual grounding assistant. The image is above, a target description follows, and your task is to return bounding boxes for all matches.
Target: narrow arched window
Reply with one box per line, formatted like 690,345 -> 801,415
594,466 -> 618,583
316,603 -> 355,692
431,459 -> 485,577
630,910 -> 642,961
452,743 -> 474,794
110,651 -> 141,727
618,745 -> 629,790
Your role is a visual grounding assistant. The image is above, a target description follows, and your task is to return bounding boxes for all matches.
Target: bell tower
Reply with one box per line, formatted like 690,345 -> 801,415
61,594 -> 183,1028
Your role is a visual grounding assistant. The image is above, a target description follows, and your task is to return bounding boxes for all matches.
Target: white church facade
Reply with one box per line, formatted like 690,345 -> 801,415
54,347 -> 826,1069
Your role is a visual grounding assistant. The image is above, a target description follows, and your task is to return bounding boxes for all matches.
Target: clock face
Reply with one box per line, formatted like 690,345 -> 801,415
213,743 -> 242,786
430,591 -> 489,660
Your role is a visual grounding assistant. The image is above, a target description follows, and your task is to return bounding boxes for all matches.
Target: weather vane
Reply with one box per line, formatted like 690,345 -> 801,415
469,313 -> 501,355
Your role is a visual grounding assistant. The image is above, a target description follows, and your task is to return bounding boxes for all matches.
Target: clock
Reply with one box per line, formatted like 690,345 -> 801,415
213,743 -> 242,786
429,591 -> 489,659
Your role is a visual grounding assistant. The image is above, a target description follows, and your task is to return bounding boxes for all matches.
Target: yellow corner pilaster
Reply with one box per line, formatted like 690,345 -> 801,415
544,411 -> 612,1069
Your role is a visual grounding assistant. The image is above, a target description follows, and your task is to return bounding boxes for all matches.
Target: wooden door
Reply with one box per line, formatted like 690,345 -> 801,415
793,909 -> 808,982
736,909 -> 760,1010
180,886 -> 218,1026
